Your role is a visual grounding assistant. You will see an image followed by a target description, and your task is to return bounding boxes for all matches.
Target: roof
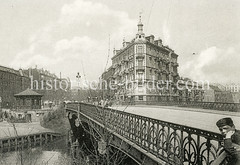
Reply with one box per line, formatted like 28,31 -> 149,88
0,65 -> 19,75
14,88 -> 43,97
209,85 -> 222,92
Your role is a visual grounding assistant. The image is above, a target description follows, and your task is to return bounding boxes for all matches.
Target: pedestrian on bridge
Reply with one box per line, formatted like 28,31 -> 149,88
213,117 -> 240,165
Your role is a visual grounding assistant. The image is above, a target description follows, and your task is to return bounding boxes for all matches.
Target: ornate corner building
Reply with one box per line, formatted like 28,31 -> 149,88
101,16 -> 203,103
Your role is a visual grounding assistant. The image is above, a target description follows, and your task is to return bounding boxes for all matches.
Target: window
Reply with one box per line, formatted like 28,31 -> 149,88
137,59 -> 143,66
138,73 -> 144,80
137,45 -> 143,53
139,96 -> 143,100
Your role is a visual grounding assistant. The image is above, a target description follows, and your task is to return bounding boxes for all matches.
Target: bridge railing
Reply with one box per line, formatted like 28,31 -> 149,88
66,103 -> 226,165
119,101 -> 240,112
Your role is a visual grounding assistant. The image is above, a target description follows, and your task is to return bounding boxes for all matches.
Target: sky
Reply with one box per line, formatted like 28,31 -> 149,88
0,0 -> 240,84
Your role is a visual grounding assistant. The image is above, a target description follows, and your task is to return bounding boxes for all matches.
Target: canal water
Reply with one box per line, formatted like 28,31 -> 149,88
0,137 -> 138,165
0,137 -> 72,165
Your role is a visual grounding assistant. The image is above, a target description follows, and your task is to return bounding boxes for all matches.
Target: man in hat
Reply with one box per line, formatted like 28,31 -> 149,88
215,117 -> 240,164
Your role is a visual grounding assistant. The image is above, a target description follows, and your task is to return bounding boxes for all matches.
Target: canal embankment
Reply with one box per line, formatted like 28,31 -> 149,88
0,121 -> 61,151
0,105 -> 68,151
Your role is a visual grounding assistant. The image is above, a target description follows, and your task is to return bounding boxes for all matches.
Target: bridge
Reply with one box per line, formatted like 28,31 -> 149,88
65,103 -> 228,165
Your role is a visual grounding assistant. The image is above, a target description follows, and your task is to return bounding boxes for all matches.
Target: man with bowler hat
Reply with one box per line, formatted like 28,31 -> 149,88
213,117 -> 240,165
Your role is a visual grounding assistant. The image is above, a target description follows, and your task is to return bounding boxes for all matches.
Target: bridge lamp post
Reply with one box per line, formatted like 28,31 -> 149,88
76,72 -> 81,120
76,72 -> 81,101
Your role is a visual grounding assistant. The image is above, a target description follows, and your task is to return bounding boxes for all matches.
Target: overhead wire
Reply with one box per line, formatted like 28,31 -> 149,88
76,60 -> 134,163
145,0 -> 155,33
73,5 -> 162,162
166,0 -> 173,27
104,34 -> 111,72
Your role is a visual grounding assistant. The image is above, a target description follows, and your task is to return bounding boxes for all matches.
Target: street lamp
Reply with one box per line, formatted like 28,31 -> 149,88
76,72 -> 81,126
76,72 -> 81,101
76,72 -> 81,88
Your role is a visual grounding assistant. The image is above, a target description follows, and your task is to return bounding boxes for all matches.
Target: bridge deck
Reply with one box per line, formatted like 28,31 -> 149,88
111,105 -> 240,133
66,103 -> 234,165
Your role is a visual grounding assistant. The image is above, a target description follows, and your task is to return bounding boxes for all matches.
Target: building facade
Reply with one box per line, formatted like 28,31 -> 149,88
203,84 -> 240,103
23,68 -> 70,105
101,17 -> 203,103
0,66 -> 30,109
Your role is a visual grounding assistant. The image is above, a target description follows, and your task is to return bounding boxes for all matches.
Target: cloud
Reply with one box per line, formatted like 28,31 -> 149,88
180,46 -> 240,83
11,0 -> 137,80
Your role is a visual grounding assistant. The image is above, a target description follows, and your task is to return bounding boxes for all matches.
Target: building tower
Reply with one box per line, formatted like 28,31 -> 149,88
136,15 -> 145,40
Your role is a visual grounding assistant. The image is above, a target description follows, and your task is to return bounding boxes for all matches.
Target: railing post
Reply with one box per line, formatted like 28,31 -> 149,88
180,126 -> 184,165
34,135 -> 36,146
40,134 -> 42,146
196,134 -> 201,165
28,136 -> 31,147
15,138 -> 18,150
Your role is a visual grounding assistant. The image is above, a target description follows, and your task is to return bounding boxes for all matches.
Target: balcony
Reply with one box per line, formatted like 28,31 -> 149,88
128,67 -> 134,72
161,69 -> 168,74
124,70 -> 129,74
173,62 -> 179,67
165,59 -> 170,64
173,72 -> 179,77
156,57 -> 162,62
112,63 -> 120,69
128,55 -> 133,60
136,66 -> 145,71
135,54 -> 145,59
119,70 -> 124,75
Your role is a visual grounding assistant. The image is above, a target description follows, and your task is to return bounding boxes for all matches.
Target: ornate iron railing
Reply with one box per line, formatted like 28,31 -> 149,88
119,101 -> 240,112
66,103 -> 227,165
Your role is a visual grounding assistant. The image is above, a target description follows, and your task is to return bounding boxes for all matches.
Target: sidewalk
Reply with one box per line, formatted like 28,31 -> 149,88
0,121 -> 55,140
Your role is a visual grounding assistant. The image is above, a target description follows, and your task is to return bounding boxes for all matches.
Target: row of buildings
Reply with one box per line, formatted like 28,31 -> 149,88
101,16 -> 204,103
0,66 -> 70,109
204,84 -> 240,103
0,66 -> 29,108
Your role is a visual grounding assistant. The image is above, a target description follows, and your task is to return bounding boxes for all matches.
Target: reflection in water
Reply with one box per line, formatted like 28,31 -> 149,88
0,138 -> 72,165
0,136 -> 138,165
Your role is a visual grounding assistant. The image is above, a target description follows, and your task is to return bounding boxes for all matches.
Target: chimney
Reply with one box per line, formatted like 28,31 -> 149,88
157,39 -> 162,47
113,48 -> 117,56
122,38 -> 126,48
149,35 -> 155,43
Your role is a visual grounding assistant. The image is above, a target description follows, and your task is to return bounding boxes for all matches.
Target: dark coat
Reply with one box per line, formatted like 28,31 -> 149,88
224,130 -> 240,165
